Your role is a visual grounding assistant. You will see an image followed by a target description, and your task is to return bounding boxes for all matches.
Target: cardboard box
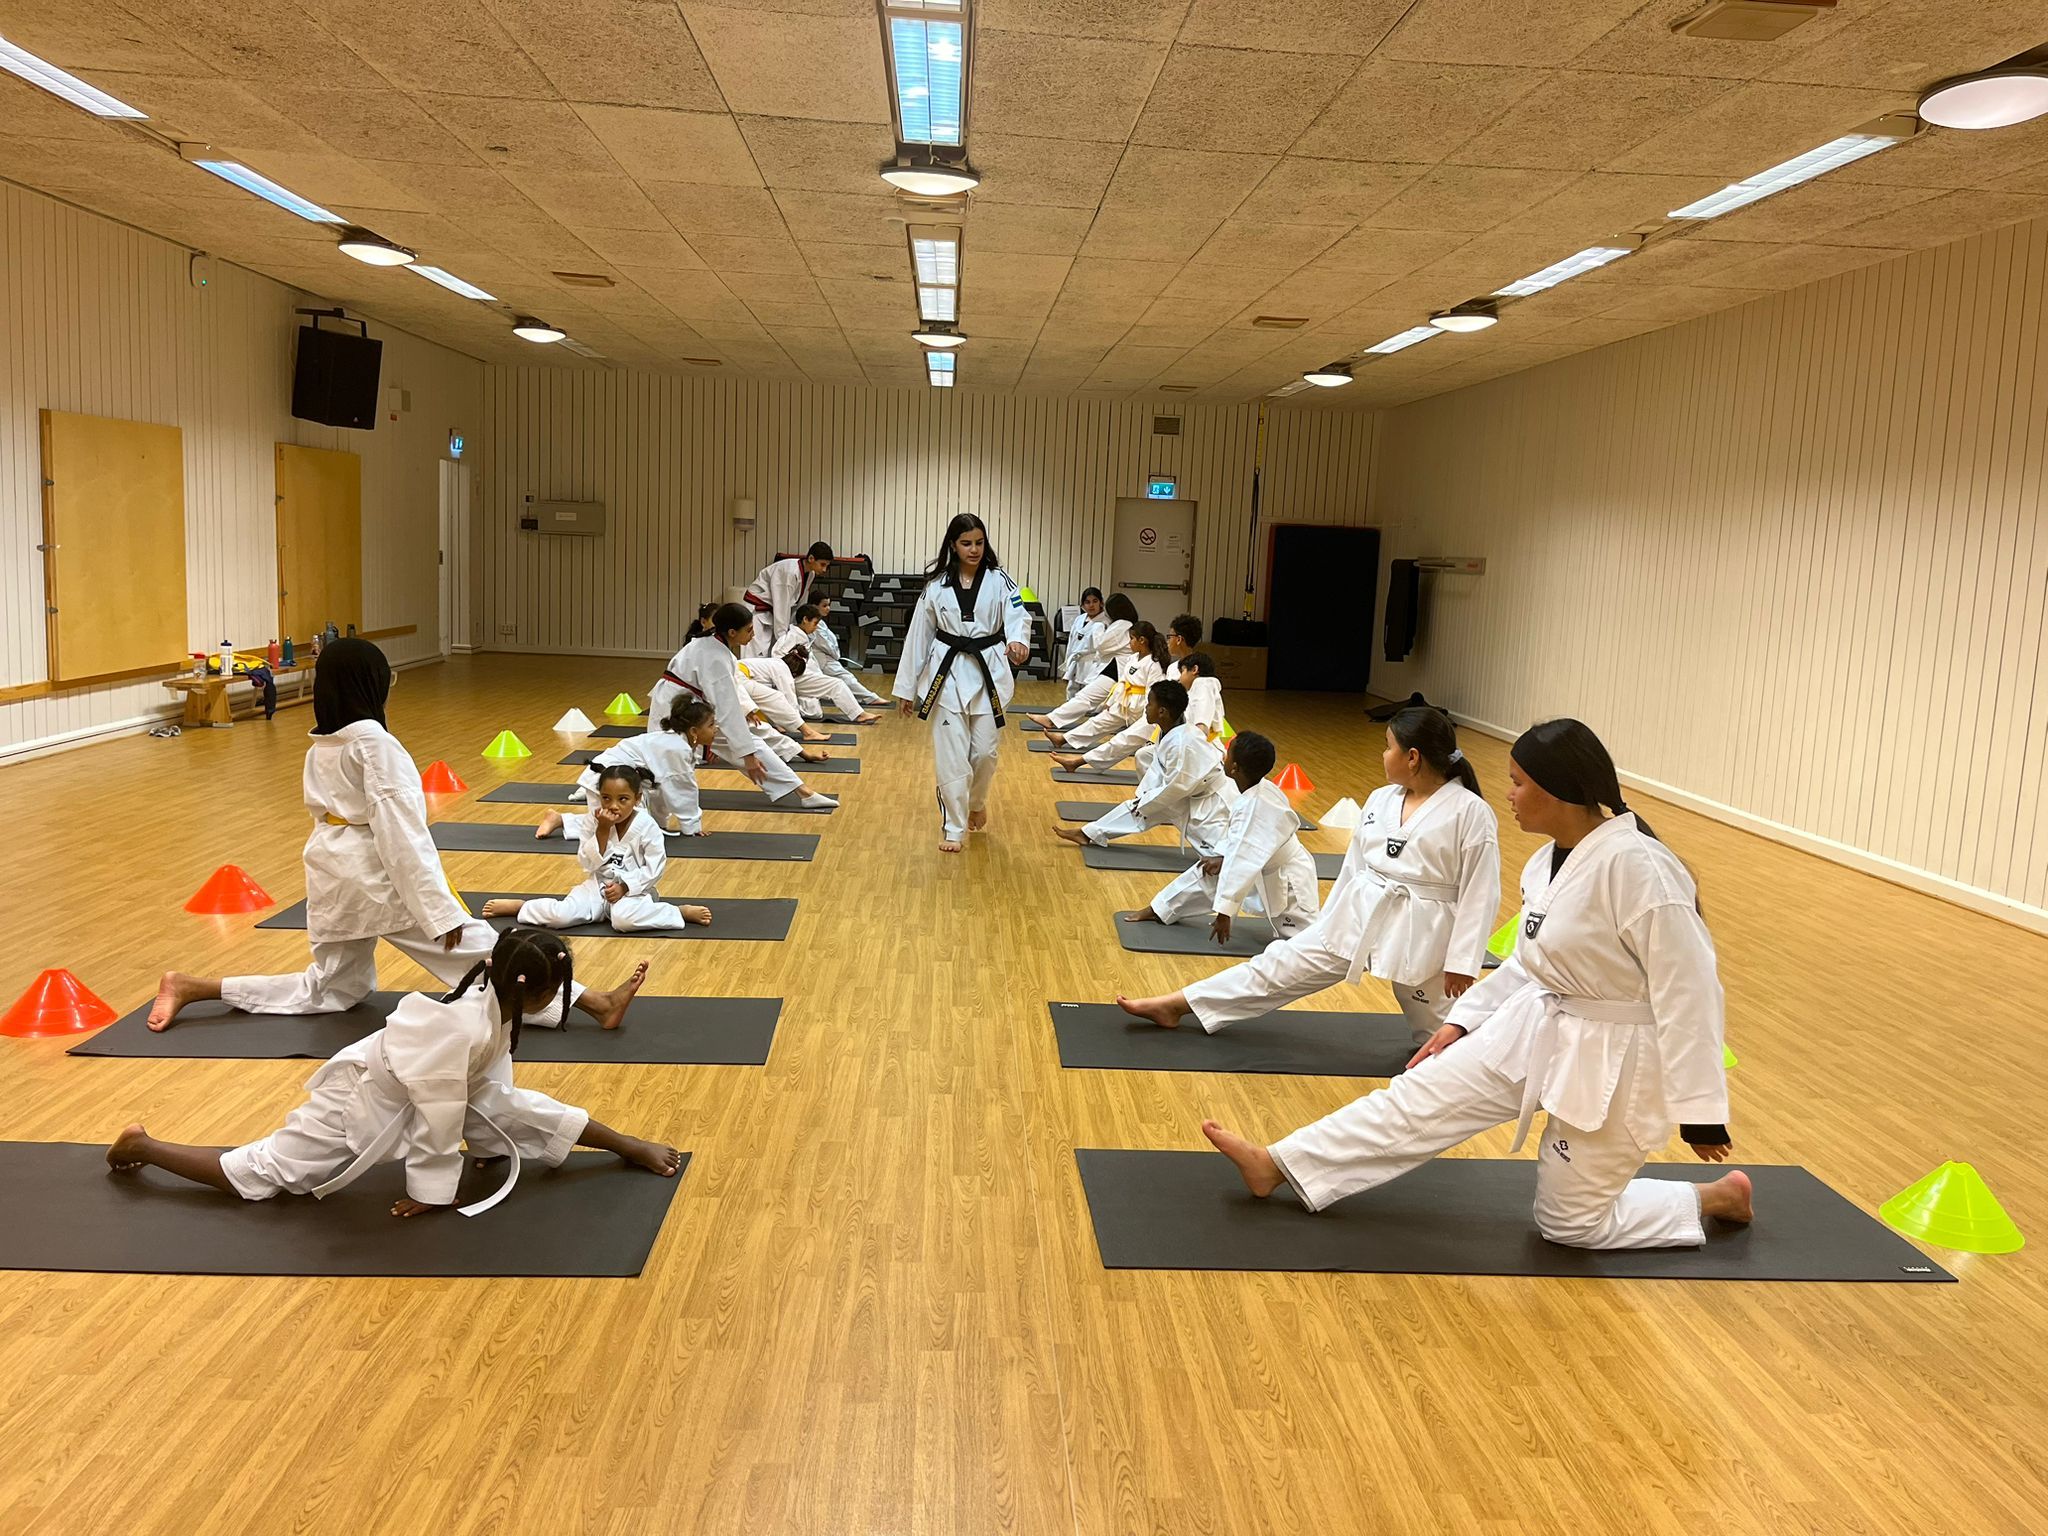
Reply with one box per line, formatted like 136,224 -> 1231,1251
1207,643 -> 1267,691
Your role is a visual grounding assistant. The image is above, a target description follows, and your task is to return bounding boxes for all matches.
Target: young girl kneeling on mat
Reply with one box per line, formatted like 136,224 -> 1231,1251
108,926 -> 682,1217
484,765 -> 711,934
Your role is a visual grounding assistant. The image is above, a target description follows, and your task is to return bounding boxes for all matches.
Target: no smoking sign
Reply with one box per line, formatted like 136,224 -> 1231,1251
1138,527 -> 1157,547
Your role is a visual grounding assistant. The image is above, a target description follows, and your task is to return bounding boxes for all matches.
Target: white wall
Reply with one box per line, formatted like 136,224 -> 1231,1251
1375,213 -> 2048,933
0,179 -> 481,759
476,370 -> 1379,657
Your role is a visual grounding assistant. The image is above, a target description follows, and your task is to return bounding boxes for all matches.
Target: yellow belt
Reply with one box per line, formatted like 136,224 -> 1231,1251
323,814 -> 367,827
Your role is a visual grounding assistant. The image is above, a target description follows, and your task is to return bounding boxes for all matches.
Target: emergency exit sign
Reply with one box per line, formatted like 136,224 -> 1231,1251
1145,477 -> 1176,499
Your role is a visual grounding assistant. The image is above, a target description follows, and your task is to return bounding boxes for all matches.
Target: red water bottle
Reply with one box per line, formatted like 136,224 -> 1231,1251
266,639 -> 281,668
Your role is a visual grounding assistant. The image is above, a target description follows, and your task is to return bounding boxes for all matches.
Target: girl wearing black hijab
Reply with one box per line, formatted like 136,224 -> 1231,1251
1202,718 -> 1752,1250
146,639 -> 647,1031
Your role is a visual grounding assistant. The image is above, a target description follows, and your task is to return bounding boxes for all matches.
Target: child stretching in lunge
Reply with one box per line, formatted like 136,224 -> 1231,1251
1053,680 -> 1232,858
485,765 -> 711,934
109,927 -> 683,1217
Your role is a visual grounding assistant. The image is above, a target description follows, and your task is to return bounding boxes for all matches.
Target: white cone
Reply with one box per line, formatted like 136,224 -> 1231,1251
1322,795 -> 1362,829
554,708 -> 595,732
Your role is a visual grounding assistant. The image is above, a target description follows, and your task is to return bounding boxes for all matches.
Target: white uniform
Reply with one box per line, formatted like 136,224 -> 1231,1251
223,721 -> 580,1023
1082,724 -> 1234,856
737,654 -> 808,736
772,627 -> 866,720
220,986 -> 587,1211
742,556 -> 813,656
1185,780 -> 1500,1043
575,731 -> 703,834
1064,613 -> 1127,696
1267,813 -> 1728,1253
1150,778 -> 1320,938
521,807 -> 686,932
808,618 -> 881,704
666,636 -> 807,800
1085,674 -> 1224,769
1044,619 -> 1133,724
1064,654 -> 1163,751
893,565 -> 1033,843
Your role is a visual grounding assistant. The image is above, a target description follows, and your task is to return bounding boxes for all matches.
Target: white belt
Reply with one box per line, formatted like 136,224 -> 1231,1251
1509,994 -> 1657,1152
312,1080 -> 521,1218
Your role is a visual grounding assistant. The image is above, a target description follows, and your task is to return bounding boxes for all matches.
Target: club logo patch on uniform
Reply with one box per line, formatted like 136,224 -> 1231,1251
1550,1138 -> 1571,1162
1525,912 -> 1546,940
1386,837 -> 1407,857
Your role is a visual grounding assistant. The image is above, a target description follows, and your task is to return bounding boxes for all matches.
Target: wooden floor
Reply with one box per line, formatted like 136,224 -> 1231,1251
2,653 -> 2045,1535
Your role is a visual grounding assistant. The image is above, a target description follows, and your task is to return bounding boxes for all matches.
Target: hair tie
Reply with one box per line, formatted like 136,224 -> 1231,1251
1448,748 -> 1464,764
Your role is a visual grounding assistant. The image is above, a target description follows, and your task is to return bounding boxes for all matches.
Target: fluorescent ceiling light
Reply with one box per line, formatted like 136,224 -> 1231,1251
886,6 -> 965,146
336,227 -> 415,267
928,354 -> 956,387
412,265 -> 496,301
0,37 -> 147,118
191,160 -> 343,224
1365,326 -> 1439,355
913,324 -> 964,349
1496,245 -> 1632,297
1919,69 -> 2048,131
512,317 -> 566,344
880,152 -> 979,196
1302,365 -> 1352,387
917,285 -> 956,322
910,230 -> 959,286
1670,133 -> 1898,220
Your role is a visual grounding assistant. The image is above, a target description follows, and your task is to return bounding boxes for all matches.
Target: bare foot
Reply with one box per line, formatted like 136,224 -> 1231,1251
481,898 -> 524,918
583,960 -> 649,1030
968,808 -> 988,832
1026,714 -> 1052,730
535,810 -> 564,839
1045,731 -> 1069,747
800,748 -> 830,763
1202,1120 -> 1284,1198
1049,753 -> 1085,771
680,904 -> 712,926
802,727 -> 830,743
1119,909 -> 1163,924
1698,1169 -> 1754,1224
940,839 -> 963,854
1116,990 -> 1187,1028
107,1123 -> 151,1170
146,973 -> 213,1031
1054,825 -> 1087,845
856,712 -> 881,724
618,1136 -> 685,1176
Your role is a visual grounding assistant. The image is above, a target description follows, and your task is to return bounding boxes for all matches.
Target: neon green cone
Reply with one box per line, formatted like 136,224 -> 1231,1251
481,730 -> 531,760
603,692 -> 641,718
1880,1161 -> 2023,1254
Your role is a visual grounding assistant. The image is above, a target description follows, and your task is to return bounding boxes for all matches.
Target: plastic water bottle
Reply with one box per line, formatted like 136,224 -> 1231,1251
219,639 -> 234,677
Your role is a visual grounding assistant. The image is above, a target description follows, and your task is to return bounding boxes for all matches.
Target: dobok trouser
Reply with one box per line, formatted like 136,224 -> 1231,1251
517,880 -> 686,933
1043,676 -> 1114,729
223,924 -> 584,1027
1150,859 -> 1318,940
1268,1031 -> 1705,1250
932,704 -> 998,842
1184,911 -> 1449,1044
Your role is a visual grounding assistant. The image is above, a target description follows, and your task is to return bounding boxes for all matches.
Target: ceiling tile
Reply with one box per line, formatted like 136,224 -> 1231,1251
1565,0 -> 1854,79
575,106 -> 764,187
1160,264 -> 1296,305
1563,234 -> 1755,287
420,96 -> 619,174
0,76 -> 124,140
800,241 -> 903,281
251,86 -> 481,166
1293,59 -> 1550,164
773,189 -> 903,244
1102,146 -> 1277,221
0,0 -> 211,75
316,0 -> 556,97
738,117 -> 896,196
1177,0 -> 1409,56
1309,226 -> 1470,277
1491,171 -> 1727,238
744,299 -> 839,328
645,183 -> 790,241
116,1 -> 385,89
503,170 -> 670,231
963,310 -> 1049,341
1079,210 -> 1227,263
1830,121 -> 2048,192
1235,158 -> 1428,224
1193,220 -> 1349,269
1131,47 -> 1360,155
1360,166 -> 1578,232
691,231 -> 813,273
1597,283 -> 1770,321
977,0 -> 1191,43
1701,179 -> 1943,244
680,6 -> 889,122
963,203 -> 1095,256
974,32 -> 1169,142
1760,3 -> 2048,93
1607,82 -> 1913,178
973,252 -> 1075,296
1446,71 -> 1737,172
970,134 -> 1124,208
1820,190 -> 2048,251
1380,0 -> 1648,69
236,151 -> 446,214
819,277 -> 916,329
576,227 -> 708,270
483,0 -> 724,109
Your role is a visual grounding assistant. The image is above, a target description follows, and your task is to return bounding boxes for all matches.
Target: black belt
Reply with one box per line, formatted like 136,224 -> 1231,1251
919,631 -> 1007,726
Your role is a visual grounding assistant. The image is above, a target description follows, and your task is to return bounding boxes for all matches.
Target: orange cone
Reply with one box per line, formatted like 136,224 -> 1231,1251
1273,762 -> 1314,796
183,864 -> 275,915
1,969 -> 117,1038
421,760 -> 468,794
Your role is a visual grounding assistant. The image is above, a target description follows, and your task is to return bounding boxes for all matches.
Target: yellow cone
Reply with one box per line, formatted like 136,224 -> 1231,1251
482,729 -> 531,760
1880,1161 -> 2023,1254
1487,917 -> 1517,960
604,692 -> 641,717
1722,1043 -> 1738,1070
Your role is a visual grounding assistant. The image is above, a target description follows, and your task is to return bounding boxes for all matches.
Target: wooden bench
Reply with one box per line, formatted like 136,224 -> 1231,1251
162,665 -> 313,727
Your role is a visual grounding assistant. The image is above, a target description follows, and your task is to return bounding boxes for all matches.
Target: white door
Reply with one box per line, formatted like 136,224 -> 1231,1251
1110,498 -> 1196,629
438,459 -> 469,656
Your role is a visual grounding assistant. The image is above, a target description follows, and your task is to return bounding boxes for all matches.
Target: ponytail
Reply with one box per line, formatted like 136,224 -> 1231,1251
1512,718 -> 1697,912
443,925 -> 574,1055
663,697 -> 713,736
1131,621 -> 1167,667
1388,706 -> 1480,798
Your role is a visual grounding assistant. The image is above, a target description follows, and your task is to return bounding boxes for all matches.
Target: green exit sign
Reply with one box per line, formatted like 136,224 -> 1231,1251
1146,477 -> 1177,499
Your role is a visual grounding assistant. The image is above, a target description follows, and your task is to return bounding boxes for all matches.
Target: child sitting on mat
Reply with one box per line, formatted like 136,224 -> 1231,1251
773,605 -> 881,723
1054,680 -> 1233,859
558,697 -> 718,835
484,765 -> 711,932
108,926 -> 684,1216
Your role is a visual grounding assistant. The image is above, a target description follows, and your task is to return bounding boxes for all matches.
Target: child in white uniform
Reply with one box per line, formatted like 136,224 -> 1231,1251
1117,707 -> 1500,1044
558,698 -> 717,834
145,640 -> 645,1033
1057,651 -> 1225,772
739,652 -> 832,742
742,540 -> 833,656
809,596 -> 882,705
1199,718 -> 1754,1250
658,604 -> 838,809
1031,594 -> 1137,728
1125,730 -> 1319,944
1045,623 -> 1167,751
485,766 -> 711,932
109,928 -> 684,1215
1060,587 -> 1107,697
1055,681 -> 1234,859
773,606 -> 881,722
893,512 -> 1033,853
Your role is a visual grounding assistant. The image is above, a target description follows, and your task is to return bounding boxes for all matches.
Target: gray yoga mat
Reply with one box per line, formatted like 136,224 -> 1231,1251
0,1143 -> 685,1277
561,735 -> 856,763
259,894 -> 797,941
482,783 -> 835,815
1019,718 -> 1045,731
1076,1152 -> 1955,1282
1082,844 -> 1345,879
1028,738 -> 1059,753
1051,766 -> 1140,785
1058,800 -> 1317,832
590,724 -> 645,738
1049,1002 -> 1413,1077
1113,910 -> 1276,957
72,993 -> 781,1065
700,754 -> 860,775
431,821 -> 817,862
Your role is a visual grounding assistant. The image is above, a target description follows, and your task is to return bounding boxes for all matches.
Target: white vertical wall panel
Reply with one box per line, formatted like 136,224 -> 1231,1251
476,372 -> 1378,656
0,180 -> 481,759
1374,213 -> 2048,929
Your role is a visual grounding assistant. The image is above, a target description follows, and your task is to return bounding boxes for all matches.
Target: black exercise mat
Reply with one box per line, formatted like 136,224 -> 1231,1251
431,822 -> 817,862
1053,767 -> 1142,785
560,734 -> 856,763
590,723 -> 645,737
483,783 -> 836,815
260,894 -> 797,941
1082,844 -> 1345,878
1076,1153 -> 1955,1283
1113,911 -> 1275,957
1049,1002 -> 1413,1077
1058,800 -> 1317,831
73,994 -> 781,1065
700,755 -> 860,775
0,1143 -> 685,1277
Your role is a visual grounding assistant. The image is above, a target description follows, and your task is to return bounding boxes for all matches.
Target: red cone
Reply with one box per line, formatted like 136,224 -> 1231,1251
421,760 -> 468,794
184,864 -> 275,915
1274,762 -> 1314,796
1,969 -> 117,1038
